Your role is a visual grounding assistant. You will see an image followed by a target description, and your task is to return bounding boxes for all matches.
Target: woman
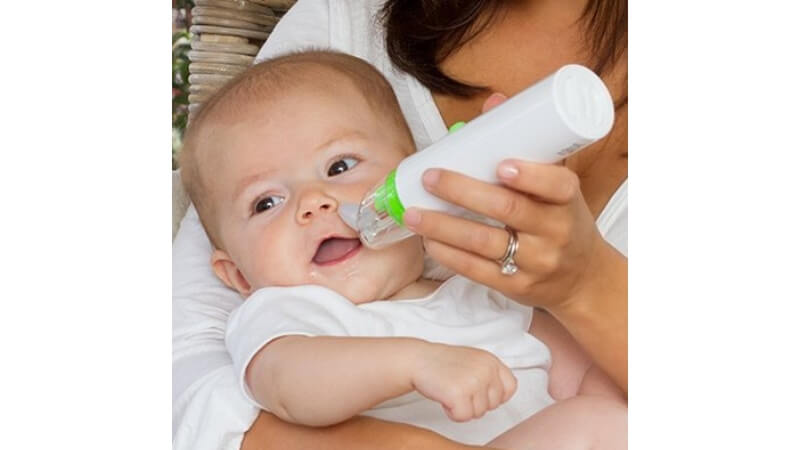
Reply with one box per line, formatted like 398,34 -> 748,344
172,0 -> 627,448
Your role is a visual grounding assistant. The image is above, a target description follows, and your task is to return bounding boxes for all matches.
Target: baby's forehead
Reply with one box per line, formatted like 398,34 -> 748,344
209,77 -> 369,132
199,104 -> 366,173
194,67 -> 392,172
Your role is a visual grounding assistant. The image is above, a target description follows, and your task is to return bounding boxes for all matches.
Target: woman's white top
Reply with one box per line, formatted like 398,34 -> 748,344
172,0 -> 628,449
227,275 -> 553,445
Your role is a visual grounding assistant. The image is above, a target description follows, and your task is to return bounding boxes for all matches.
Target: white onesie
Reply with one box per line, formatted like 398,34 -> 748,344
226,275 -> 554,445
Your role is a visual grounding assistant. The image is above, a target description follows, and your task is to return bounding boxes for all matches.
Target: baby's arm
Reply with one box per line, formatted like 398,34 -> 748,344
486,310 -> 627,449
487,395 -> 627,450
247,336 -> 421,426
247,336 -> 517,427
530,309 -> 625,401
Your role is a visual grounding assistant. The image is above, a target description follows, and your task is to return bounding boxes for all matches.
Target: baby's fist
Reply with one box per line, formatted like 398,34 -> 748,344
412,343 -> 517,422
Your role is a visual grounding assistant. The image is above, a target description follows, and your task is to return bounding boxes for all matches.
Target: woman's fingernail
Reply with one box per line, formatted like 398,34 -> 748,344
488,92 -> 507,103
422,169 -> 440,188
403,208 -> 422,227
498,163 -> 519,179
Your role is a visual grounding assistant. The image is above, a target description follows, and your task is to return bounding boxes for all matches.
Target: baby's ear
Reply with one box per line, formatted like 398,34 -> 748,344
211,249 -> 253,297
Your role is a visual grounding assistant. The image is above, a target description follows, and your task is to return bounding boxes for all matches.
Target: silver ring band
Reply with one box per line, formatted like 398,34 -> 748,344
498,226 -> 519,275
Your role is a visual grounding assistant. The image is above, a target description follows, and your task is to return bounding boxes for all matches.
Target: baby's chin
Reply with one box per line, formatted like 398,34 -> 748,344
332,271 -> 425,304
333,282 -> 385,305
310,244 -> 425,303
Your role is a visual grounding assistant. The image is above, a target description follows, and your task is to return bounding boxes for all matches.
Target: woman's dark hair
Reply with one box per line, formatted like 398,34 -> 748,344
381,0 -> 628,98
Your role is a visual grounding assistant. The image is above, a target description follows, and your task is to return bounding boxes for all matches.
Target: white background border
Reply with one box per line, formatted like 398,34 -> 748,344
2,1 -> 799,449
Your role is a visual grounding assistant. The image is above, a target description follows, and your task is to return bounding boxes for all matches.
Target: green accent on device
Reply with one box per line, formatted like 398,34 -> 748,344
374,184 -> 387,213
448,121 -> 466,133
373,169 -> 406,225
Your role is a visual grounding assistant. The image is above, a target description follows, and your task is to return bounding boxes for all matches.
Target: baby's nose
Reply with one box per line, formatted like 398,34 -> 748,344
297,191 -> 339,223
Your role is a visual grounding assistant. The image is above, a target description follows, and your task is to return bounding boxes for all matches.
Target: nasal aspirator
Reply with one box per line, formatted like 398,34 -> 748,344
339,64 -> 615,249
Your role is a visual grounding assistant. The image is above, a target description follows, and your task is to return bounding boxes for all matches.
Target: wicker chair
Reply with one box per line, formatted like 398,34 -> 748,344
186,0 -> 296,120
173,0 -> 296,237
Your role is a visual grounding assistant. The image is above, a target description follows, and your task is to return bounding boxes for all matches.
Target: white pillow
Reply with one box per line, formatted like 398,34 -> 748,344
172,199 -> 255,443
172,170 -> 190,240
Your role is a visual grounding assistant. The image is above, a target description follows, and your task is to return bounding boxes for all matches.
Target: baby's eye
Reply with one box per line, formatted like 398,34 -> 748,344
327,157 -> 360,177
253,195 -> 285,215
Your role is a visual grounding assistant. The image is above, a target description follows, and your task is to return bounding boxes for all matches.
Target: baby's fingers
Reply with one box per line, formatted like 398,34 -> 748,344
499,365 -> 518,403
472,391 -> 489,419
444,392 -> 475,422
487,383 -> 503,410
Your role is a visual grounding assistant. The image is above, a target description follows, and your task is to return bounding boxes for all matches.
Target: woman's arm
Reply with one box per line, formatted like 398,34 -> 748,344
549,241 -> 627,393
242,412 -> 494,450
531,308 -> 626,401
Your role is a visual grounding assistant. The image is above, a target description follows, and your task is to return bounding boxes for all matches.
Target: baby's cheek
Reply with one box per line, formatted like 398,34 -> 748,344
253,257 -> 300,289
397,237 -> 426,277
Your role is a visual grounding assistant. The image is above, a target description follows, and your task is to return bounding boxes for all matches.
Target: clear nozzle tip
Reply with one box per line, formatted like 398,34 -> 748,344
338,202 -> 360,231
339,174 -> 415,249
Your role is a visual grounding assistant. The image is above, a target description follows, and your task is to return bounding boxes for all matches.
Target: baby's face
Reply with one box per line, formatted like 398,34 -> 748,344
206,82 -> 423,303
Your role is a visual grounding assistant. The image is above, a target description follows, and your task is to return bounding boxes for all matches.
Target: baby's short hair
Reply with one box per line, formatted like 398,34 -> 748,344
179,50 -> 413,249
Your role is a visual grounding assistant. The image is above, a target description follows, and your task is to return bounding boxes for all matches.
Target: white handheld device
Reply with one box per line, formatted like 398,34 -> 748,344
339,64 -> 615,249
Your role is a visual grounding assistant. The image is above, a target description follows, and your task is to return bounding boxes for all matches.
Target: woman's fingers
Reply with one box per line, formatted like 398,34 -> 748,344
419,168 -> 564,234
422,235 -> 560,296
424,238 -> 513,288
481,92 -> 508,113
403,208 -> 511,261
405,208 -> 563,283
423,238 -> 540,299
496,160 -> 581,205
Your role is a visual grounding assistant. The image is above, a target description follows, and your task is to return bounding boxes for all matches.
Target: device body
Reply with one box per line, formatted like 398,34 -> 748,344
341,64 -> 615,249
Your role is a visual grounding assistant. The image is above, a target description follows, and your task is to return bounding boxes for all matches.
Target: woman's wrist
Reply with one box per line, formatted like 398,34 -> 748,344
561,233 -> 626,314
548,238 -> 628,391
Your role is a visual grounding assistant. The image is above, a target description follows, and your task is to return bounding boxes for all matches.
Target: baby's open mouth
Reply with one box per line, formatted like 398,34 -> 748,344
312,237 -> 362,265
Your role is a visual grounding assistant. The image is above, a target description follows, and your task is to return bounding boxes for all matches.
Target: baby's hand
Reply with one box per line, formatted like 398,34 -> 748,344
411,343 -> 517,422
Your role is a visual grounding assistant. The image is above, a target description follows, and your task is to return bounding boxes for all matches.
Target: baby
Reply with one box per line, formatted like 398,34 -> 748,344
180,50 -> 626,448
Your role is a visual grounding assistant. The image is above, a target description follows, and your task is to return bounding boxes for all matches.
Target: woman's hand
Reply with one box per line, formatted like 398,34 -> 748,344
404,161 -> 603,309
402,93 -> 612,310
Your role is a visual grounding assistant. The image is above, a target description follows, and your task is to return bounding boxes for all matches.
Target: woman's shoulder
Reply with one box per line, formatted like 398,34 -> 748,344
255,0 -> 386,61
255,0 -> 334,62
596,179 -> 627,256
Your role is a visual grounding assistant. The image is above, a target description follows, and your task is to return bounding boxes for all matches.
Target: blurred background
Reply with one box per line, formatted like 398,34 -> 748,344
172,0 -> 194,169
172,0 -> 294,169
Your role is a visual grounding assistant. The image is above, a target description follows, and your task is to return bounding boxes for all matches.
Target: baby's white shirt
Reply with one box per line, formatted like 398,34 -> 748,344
226,275 -> 554,445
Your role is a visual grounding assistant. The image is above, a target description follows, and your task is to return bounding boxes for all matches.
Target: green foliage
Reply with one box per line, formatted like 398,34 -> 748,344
173,29 -> 192,169
172,1 -> 194,169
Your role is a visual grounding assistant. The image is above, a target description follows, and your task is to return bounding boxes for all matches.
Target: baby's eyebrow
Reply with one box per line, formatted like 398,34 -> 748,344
314,130 -> 367,152
231,130 -> 367,203
232,171 -> 275,204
